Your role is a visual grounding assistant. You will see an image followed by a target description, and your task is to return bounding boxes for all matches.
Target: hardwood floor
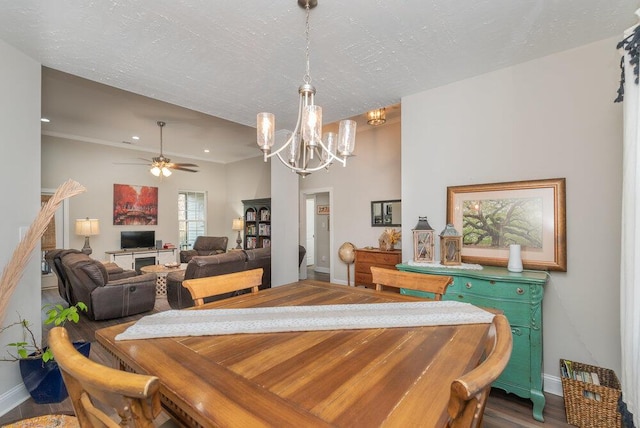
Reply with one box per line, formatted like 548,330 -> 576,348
0,287 -> 570,427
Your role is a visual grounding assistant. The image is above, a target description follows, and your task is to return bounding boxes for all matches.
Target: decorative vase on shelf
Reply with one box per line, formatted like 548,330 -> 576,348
378,238 -> 393,251
507,244 -> 523,272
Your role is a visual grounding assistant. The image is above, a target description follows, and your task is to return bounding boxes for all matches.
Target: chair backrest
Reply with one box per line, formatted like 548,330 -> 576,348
183,268 -> 264,307
447,314 -> 513,428
369,266 -> 453,300
193,236 -> 228,253
48,327 -> 163,428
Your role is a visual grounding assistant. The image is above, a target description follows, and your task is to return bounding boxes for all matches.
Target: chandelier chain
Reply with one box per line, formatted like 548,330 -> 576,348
303,1 -> 311,84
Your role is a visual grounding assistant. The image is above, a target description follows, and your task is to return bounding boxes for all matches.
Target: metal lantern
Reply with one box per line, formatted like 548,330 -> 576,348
440,223 -> 462,266
413,217 -> 435,262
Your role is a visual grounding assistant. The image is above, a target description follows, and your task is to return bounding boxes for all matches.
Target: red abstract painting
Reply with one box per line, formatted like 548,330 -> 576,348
113,184 -> 158,225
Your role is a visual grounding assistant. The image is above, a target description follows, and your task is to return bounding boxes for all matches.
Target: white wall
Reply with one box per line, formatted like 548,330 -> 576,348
402,37 -> 623,383
225,156 -> 271,225
0,40 -> 42,414
42,136 -> 234,259
300,120 -> 402,283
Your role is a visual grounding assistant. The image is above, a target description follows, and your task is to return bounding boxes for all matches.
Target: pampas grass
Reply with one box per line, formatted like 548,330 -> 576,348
0,179 -> 86,327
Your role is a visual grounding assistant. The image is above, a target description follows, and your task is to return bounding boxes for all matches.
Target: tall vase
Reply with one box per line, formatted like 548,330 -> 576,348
507,244 -> 523,272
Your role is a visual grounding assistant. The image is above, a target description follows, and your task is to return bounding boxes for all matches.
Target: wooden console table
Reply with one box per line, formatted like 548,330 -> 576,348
397,263 -> 548,422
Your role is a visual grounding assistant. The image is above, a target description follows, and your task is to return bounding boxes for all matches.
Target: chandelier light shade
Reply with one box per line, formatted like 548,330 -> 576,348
257,0 -> 356,176
75,217 -> 100,255
366,108 -> 386,126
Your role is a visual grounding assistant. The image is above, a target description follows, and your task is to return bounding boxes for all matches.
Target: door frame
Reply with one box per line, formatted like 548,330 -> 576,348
299,187 -> 334,282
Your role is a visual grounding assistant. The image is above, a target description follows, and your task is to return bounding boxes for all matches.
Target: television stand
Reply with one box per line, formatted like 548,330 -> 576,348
105,248 -> 177,272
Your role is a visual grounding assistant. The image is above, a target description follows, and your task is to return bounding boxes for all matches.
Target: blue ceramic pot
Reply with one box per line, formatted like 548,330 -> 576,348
19,341 -> 91,404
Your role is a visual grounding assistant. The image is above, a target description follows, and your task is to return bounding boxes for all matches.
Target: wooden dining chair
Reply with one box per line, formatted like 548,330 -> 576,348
183,268 -> 264,307
447,314 -> 513,428
370,266 -> 453,300
48,326 -> 177,428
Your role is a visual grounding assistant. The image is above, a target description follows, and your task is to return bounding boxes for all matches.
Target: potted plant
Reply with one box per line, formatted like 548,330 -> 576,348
1,301 -> 89,404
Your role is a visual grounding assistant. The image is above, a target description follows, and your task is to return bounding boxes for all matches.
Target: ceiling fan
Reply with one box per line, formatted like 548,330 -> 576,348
144,121 -> 199,177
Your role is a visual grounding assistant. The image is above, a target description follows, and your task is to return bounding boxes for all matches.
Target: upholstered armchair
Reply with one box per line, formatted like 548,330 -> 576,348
180,236 -> 228,263
46,249 -> 138,305
59,252 -> 156,321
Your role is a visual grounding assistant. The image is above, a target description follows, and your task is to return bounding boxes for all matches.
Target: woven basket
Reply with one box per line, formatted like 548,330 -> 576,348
560,359 -> 621,428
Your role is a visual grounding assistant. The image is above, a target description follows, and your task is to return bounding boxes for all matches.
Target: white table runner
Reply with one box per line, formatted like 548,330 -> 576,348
115,301 -> 494,341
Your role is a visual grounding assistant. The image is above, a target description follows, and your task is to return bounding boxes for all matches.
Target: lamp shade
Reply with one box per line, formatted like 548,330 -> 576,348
232,218 -> 244,231
75,218 -> 100,236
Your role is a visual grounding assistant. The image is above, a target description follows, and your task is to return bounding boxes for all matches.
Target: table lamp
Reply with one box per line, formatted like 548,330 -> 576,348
75,217 -> 100,255
232,218 -> 244,250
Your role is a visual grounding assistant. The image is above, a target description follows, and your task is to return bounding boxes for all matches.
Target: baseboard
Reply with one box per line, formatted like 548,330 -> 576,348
544,373 -> 563,397
314,267 -> 329,274
0,383 -> 29,417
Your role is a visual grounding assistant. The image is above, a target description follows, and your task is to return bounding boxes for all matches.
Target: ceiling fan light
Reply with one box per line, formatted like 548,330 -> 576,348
161,167 -> 172,177
150,166 -> 161,176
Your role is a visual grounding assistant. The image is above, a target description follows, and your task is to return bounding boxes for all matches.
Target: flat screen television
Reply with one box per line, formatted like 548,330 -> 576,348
120,230 -> 155,250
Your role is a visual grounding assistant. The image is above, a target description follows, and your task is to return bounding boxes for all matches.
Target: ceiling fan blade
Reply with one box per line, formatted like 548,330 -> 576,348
114,162 -> 150,165
171,166 -> 199,173
167,162 -> 199,168
171,162 -> 199,167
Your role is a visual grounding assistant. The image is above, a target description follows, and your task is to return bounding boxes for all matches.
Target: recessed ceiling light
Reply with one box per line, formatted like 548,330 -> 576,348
204,149 -> 210,153
40,118 -> 50,123
132,136 -> 139,140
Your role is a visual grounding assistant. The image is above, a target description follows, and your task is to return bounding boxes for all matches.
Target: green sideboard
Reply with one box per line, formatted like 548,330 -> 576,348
397,263 -> 549,422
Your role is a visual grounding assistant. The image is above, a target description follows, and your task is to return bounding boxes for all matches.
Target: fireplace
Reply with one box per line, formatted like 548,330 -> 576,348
135,257 -> 156,273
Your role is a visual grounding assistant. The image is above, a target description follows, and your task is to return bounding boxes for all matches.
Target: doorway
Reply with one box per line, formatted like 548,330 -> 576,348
41,189 -> 70,290
300,189 -> 332,282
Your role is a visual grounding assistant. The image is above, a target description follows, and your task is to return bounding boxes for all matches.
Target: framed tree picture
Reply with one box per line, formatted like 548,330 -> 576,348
446,178 -> 566,271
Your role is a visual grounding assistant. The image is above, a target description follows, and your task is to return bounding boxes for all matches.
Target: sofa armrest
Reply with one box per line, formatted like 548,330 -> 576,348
101,262 -> 124,275
108,270 -> 138,281
180,250 -> 198,263
106,272 -> 156,287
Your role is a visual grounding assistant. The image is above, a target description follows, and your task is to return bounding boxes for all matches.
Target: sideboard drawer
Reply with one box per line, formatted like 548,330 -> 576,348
354,248 -> 402,287
356,251 -> 400,266
446,293 -> 531,327
448,277 -> 533,302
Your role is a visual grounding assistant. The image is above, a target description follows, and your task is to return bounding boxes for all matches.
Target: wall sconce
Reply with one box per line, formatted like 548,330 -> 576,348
75,217 -> 100,255
440,223 -> 462,266
232,218 -> 244,250
366,108 -> 386,126
412,217 -> 435,263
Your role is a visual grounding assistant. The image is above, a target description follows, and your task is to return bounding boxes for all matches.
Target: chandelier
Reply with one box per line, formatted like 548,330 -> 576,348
256,0 -> 357,177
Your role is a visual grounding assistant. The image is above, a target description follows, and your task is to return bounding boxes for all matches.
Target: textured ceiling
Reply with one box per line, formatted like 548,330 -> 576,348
0,0 -> 637,164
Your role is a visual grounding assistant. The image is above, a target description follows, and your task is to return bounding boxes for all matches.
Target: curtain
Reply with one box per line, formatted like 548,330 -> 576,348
618,11 -> 640,428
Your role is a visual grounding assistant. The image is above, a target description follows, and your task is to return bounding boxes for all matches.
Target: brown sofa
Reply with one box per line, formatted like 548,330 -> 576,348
167,245 -> 306,309
46,249 -> 138,305
52,251 -> 157,321
179,236 -> 228,263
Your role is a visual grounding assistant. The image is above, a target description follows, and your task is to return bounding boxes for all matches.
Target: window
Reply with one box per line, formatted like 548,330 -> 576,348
178,191 -> 206,249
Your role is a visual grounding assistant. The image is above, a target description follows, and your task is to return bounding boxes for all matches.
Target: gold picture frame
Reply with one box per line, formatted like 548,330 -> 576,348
446,178 -> 566,271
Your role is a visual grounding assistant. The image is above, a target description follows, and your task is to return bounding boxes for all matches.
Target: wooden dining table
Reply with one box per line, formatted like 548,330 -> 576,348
95,280 -> 492,428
